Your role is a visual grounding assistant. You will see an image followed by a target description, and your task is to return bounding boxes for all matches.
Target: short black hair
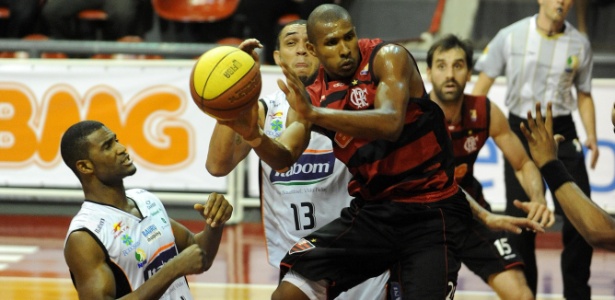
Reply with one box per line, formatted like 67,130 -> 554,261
276,19 -> 308,50
60,120 -> 104,179
427,34 -> 474,70
307,4 -> 352,44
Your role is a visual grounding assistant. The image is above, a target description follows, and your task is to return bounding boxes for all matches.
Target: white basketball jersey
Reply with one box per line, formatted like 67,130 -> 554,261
261,91 -> 389,300
65,189 -> 193,299
261,90 -> 354,267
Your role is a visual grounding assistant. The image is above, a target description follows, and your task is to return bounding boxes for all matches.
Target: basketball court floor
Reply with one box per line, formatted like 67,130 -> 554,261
2,214 -> 615,300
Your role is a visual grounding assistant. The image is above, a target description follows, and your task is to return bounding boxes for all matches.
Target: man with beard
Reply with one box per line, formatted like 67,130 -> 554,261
425,34 -> 555,300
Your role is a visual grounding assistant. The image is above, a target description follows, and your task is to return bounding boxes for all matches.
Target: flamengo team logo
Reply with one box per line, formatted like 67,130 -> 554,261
269,150 -> 335,185
464,136 -> 479,154
349,87 -> 369,109
289,238 -> 316,255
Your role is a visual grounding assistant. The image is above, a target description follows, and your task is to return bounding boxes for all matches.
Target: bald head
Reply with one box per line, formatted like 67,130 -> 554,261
307,4 -> 352,44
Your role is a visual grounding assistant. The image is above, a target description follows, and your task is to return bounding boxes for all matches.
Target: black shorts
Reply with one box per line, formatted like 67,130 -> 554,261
460,217 -> 524,282
280,190 -> 472,300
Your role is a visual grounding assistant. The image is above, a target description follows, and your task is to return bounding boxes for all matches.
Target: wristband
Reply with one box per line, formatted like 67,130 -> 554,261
539,160 -> 574,192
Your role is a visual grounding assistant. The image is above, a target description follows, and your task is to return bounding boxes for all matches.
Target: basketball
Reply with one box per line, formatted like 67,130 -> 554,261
189,46 -> 262,120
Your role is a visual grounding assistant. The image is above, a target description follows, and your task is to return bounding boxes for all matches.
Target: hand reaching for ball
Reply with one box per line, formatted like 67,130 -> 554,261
238,38 -> 263,69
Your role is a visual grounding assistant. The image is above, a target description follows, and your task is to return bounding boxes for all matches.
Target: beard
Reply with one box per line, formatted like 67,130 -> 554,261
433,81 -> 464,103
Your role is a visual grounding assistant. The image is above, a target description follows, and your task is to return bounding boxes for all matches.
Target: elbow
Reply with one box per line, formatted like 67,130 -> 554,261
581,230 -> 615,251
205,162 -> 231,177
586,236 -> 608,250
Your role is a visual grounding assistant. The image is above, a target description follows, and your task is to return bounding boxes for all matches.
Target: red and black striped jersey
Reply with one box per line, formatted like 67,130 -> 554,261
306,39 -> 458,203
448,95 -> 491,209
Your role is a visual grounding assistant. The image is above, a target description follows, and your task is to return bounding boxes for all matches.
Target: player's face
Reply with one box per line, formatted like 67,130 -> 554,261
274,24 -> 319,81
539,0 -> 573,22
85,126 -> 136,185
427,47 -> 471,103
307,18 -> 359,80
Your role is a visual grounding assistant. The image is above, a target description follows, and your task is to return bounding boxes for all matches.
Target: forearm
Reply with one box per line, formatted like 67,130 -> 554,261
206,123 -> 251,176
515,160 -> 546,204
577,93 -> 597,141
554,183 -> 615,251
309,105 -> 403,141
118,262 -> 183,300
194,225 -> 224,271
460,187 -> 489,222
471,73 -> 495,96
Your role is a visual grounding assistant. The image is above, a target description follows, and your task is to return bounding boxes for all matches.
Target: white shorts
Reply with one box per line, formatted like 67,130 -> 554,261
282,270 -> 390,300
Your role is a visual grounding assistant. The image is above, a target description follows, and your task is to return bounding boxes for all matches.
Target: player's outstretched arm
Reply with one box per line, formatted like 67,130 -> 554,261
517,102 -> 615,251
461,187 -> 543,234
489,101 -> 555,227
206,101 -> 266,176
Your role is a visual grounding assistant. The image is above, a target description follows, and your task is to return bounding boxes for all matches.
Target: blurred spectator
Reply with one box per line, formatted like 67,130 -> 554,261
234,0 -> 339,65
42,0 -> 152,40
0,0 -> 40,38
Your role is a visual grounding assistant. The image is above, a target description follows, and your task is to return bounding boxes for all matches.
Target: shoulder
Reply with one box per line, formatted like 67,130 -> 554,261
565,22 -> 592,51
492,16 -> 532,41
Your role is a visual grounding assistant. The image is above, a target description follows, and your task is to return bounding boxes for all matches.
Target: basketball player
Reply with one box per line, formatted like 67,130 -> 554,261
206,20 -> 390,299
517,102 -> 615,251
216,3 -> 497,299
425,34 -> 555,300
472,0 -> 596,297
61,120 -> 233,299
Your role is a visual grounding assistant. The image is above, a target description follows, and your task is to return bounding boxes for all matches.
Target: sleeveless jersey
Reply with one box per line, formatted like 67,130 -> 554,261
448,95 -> 491,209
306,38 -> 458,203
65,189 -> 193,299
260,90 -> 354,267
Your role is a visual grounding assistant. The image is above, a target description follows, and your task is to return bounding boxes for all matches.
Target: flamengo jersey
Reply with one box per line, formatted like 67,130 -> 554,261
306,38 -> 458,203
260,90 -> 354,267
448,95 -> 491,210
65,189 -> 192,299
474,15 -> 593,118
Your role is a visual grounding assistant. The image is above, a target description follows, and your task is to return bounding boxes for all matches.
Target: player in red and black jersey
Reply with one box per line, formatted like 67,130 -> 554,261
426,34 -> 556,300
217,4 -> 541,300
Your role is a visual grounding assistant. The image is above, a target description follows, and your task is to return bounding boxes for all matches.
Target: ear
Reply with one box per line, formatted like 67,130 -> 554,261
465,69 -> 472,82
76,159 -> 94,176
426,67 -> 432,81
273,50 -> 281,66
306,42 -> 316,57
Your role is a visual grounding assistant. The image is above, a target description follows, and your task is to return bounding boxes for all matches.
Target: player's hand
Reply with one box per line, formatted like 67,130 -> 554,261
194,192 -> 233,228
520,102 -> 560,167
585,136 -> 599,169
238,38 -> 262,69
172,244 -> 207,275
277,60 -> 314,119
520,200 -> 556,228
482,212 -> 544,234
218,102 -> 261,142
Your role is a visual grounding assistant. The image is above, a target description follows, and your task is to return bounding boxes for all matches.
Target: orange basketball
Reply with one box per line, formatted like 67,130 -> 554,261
189,46 -> 262,120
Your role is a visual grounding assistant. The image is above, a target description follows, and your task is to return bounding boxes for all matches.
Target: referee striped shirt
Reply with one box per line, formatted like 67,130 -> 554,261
474,15 -> 593,118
